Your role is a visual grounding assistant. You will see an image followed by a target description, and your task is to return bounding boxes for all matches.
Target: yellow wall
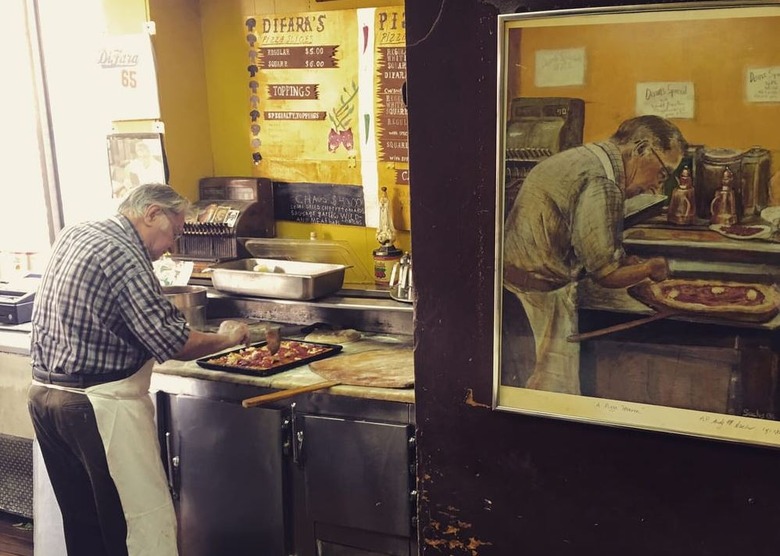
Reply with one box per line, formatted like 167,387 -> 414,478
101,0 -> 147,34
514,13 -> 780,168
147,0 -> 408,282
150,0 -> 214,201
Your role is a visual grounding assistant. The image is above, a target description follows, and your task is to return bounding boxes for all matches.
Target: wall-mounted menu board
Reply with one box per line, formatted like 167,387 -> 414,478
273,182 -> 365,226
244,8 -> 409,230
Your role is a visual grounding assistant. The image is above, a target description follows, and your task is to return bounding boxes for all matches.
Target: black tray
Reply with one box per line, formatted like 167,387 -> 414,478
196,339 -> 343,377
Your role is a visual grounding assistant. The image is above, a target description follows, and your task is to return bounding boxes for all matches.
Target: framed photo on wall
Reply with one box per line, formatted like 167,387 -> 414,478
107,133 -> 168,198
493,2 -> 780,448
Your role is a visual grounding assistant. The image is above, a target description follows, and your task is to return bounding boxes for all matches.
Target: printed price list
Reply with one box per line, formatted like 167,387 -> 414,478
258,46 -> 339,69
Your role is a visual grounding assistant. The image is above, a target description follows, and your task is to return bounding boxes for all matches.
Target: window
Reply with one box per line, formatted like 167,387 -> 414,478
0,0 -> 112,280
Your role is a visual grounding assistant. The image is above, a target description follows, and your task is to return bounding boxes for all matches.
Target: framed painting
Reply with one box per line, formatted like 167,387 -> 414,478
107,132 -> 168,198
493,2 -> 780,447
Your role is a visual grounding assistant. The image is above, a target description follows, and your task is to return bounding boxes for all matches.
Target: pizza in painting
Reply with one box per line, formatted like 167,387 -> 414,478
206,340 -> 333,371
647,279 -> 780,316
709,223 -> 772,240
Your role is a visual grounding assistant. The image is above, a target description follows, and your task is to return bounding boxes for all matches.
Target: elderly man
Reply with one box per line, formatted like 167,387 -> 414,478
28,184 -> 251,555
504,115 -> 687,395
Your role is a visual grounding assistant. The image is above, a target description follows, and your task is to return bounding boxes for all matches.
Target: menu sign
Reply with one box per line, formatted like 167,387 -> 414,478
373,7 -> 410,230
245,8 -> 409,229
257,46 -> 339,70
245,10 -> 360,187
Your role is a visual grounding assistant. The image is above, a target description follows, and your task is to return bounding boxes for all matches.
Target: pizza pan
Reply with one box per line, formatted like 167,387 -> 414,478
196,339 -> 343,377
627,280 -> 780,324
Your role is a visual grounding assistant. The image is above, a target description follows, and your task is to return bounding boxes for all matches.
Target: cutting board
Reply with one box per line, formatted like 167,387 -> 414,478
242,347 -> 414,407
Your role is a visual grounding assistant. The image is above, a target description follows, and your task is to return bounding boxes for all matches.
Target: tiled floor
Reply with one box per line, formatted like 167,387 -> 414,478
0,511 -> 32,556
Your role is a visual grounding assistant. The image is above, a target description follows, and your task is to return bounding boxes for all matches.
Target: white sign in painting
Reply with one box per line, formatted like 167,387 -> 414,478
746,66 -> 780,103
636,82 -> 695,119
97,34 -> 160,121
534,48 -> 586,87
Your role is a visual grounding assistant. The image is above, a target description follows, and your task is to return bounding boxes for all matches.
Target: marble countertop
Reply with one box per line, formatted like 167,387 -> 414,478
154,333 -> 416,404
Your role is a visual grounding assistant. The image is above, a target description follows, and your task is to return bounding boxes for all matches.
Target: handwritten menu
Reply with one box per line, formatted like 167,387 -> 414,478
273,182 -> 365,226
636,81 -> 695,119
746,66 -> 780,103
244,8 -> 410,229
373,6 -> 410,230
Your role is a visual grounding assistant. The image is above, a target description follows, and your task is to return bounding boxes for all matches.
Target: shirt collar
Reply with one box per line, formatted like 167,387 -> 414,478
111,214 -> 152,261
595,141 -> 626,190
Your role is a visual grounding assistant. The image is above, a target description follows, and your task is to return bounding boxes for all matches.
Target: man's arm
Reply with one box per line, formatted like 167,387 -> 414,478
595,256 -> 668,289
172,320 -> 250,361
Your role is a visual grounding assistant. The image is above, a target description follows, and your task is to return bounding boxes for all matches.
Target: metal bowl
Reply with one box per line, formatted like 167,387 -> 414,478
163,285 -> 207,329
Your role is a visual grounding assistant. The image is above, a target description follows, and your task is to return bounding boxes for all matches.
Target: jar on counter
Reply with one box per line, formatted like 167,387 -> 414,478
373,244 -> 402,287
740,146 -> 772,219
696,148 -> 744,219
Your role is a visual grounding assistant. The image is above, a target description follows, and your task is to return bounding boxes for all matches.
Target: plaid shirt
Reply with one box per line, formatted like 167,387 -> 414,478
503,140 -> 626,288
31,215 -> 189,378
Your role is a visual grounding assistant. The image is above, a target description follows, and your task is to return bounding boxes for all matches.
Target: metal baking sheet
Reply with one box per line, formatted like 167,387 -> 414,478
196,339 -> 343,377
210,258 -> 347,300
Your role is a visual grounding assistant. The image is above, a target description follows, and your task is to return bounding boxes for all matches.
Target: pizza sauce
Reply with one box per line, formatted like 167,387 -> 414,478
206,341 -> 332,371
659,284 -> 764,307
720,224 -> 765,237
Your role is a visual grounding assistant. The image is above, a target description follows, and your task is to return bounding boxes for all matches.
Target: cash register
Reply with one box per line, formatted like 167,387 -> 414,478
0,274 -> 41,325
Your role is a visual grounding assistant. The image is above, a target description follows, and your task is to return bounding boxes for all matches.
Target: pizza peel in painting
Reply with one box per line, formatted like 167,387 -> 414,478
628,279 -> 780,323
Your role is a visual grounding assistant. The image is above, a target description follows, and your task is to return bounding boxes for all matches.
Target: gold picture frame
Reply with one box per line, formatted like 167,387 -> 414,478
493,2 -> 780,447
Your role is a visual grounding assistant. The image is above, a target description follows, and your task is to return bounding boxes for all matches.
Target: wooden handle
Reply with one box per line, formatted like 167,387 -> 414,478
242,380 -> 342,408
567,311 -> 676,342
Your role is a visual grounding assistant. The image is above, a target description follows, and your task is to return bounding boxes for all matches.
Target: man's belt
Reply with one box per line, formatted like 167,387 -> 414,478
32,366 -> 135,388
503,264 -> 566,293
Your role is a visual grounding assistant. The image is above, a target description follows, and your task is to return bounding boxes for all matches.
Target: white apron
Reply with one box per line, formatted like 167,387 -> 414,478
34,360 -> 178,556
86,359 -> 178,556
516,282 -> 580,394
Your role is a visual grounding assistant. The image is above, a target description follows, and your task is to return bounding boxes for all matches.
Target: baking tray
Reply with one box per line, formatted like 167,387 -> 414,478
210,258 -> 347,300
627,280 -> 780,323
196,339 -> 343,377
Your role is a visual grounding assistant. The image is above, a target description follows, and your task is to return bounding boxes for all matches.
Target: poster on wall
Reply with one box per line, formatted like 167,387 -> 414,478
107,133 -> 167,198
494,3 -> 780,448
97,33 -> 160,121
371,6 -> 410,231
243,8 -> 409,229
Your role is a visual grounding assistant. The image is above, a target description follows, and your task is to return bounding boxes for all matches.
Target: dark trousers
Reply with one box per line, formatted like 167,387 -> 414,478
28,383 -> 129,556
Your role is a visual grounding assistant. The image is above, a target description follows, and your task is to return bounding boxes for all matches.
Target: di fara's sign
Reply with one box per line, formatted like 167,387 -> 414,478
97,34 -> 160,121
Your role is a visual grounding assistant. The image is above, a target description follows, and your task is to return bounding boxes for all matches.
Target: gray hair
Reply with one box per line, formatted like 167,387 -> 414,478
611,115 -> 688,153
117,183 -> 190,218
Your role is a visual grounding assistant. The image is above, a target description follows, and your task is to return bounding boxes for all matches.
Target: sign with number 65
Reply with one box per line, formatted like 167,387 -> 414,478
97,33 -> 160,121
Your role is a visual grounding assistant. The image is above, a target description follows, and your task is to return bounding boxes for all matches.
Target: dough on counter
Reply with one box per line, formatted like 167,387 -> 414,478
305,328 -> 363,344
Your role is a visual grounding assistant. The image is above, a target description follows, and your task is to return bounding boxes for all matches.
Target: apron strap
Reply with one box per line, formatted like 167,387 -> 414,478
584,144 -> 615,182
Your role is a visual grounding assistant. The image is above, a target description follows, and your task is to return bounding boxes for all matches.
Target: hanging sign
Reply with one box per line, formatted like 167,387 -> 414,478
97,33 -> 160,121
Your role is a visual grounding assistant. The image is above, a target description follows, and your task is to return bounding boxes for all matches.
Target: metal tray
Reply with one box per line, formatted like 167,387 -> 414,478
196,339 -> 343,377
210,258 -> 347,300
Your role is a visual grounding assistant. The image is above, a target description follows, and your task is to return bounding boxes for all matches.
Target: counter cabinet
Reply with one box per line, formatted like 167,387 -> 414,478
578,309 -> 780,419
154,374 -> 417,556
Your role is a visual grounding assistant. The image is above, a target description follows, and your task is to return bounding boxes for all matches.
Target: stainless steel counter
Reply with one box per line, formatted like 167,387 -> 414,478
153,332 -> 415,405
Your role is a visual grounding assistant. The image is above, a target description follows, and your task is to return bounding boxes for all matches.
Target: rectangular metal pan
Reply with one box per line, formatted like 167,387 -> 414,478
210,258 -> 347,300
196,339 -> 343,377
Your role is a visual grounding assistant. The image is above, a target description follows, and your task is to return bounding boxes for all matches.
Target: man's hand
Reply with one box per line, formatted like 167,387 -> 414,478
645,257 -> 669,282
596,255 -> 669,289
218,320 -> 251,347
